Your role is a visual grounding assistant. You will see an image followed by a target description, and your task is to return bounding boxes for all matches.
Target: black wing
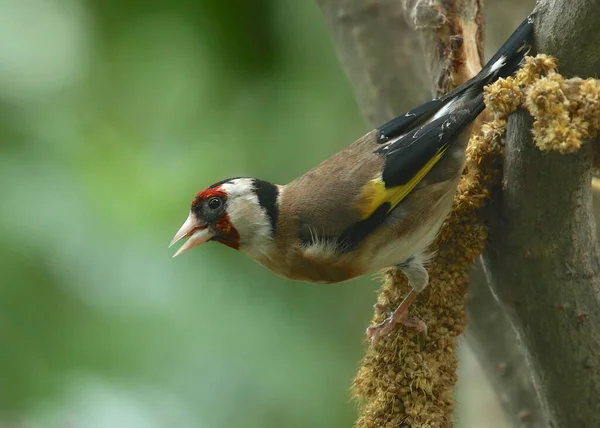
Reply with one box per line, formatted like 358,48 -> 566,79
332,96 -> 484,252
376,13 -> 534,145
306,14 -> 535,252
377,94 -> 485,188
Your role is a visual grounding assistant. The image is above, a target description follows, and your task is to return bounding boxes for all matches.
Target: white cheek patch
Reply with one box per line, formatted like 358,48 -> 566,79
221,179 -> 275,257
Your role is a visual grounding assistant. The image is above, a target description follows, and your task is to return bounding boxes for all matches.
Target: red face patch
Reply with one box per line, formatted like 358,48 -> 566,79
214,214 -> 241,250
191,184 -> 240,250
191,185 -> 227,207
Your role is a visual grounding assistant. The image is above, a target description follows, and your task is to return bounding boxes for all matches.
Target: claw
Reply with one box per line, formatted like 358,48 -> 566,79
366,289 -> 427,345
367,315 -> 427,345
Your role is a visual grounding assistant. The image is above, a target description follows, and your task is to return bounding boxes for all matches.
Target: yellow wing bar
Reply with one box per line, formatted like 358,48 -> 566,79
356,146 -> 448,220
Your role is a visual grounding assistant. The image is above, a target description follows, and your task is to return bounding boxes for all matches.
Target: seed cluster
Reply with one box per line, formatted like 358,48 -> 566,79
485,54 -> 600,154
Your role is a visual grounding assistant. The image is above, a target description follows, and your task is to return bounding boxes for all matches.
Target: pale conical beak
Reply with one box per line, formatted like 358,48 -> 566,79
169,212 -> 213,258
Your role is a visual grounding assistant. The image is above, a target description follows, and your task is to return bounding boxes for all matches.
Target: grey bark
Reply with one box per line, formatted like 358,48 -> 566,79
317,0 -> 432,124
318,0 -> 545,426
483,1 -> 600,425
466,260 -> 545,428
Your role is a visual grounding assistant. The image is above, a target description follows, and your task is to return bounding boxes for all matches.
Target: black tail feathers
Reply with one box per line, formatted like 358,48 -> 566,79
481,13 -> 535,81
377,13 -> 535,142
445,13 -> 535,99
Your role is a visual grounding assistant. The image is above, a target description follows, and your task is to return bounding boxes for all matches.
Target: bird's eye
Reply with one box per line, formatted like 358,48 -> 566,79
207,197 -> 222,210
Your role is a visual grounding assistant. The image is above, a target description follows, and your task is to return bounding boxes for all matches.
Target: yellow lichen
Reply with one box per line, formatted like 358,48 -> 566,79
485,54 -> 600,154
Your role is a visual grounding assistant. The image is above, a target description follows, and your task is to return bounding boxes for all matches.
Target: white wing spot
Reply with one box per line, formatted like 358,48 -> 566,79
412,127 -> 425,139
490,55 -> 507,73
432,98 -> 456,121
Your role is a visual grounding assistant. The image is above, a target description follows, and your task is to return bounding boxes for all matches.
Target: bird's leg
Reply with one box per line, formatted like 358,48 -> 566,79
367,290 -> 424,343
367,257 -> 429,345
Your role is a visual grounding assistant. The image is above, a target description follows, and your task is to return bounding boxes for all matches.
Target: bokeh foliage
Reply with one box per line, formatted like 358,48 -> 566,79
0,0 -> 372,426
0,0 -> 517,426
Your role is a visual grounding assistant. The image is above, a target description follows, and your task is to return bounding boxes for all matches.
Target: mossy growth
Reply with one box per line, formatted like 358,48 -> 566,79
485,54 -> 600,153
353,55 -> 600,428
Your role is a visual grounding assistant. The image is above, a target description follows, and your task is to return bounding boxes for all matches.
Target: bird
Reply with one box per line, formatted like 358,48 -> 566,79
169,15 -> 534,344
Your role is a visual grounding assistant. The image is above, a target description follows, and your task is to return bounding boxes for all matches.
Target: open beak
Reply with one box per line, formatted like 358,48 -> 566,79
169,212 -> 214,258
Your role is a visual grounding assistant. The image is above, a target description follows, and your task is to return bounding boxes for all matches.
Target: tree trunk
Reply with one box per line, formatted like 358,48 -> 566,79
482,2 -> 600,426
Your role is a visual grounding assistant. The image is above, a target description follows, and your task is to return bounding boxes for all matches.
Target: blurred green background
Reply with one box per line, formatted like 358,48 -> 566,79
0,0 -> 523,426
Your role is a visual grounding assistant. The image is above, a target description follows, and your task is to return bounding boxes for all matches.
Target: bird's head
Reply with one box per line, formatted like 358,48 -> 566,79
170,177 -> 279,258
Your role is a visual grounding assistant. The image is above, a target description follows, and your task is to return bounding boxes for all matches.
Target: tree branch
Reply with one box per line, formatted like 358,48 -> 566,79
316,0 -> 431,124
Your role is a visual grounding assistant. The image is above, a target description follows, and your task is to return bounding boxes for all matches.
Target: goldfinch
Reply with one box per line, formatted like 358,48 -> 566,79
170,15 -> 534,343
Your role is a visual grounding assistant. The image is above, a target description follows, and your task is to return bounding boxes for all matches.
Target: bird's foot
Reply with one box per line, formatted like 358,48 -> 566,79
366,289 -> 426,345
366,314 -> 427,345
